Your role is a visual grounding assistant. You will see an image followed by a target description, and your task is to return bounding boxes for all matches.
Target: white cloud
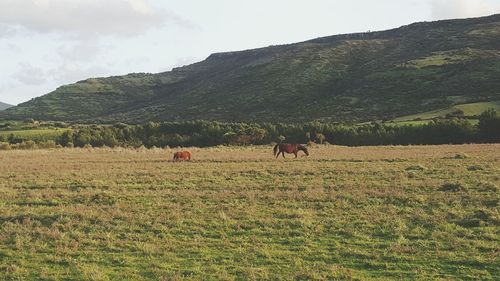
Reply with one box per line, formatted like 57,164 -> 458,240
13,63 -> 47,85
56,42 -> 105,62
0,0 -> 199,101
47,63 -> 112,83
431,0 -> 500,20
0,0 -> 194,39
173,56 -> 202,68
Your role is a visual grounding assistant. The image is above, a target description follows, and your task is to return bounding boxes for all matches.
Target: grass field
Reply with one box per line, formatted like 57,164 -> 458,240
0,128 -> 68,142
392,101 -> 500,122
0,145 -> 499,280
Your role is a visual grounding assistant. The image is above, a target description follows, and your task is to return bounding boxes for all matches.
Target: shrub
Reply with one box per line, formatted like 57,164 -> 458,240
405,164 -> 427,171
57,130 -> 74,147
478,109 -> 500,142
467,165 -> 483,171
15,141 -> 37,150
54,122 -> 69,128
0,117 -> 496,149
0,142 -> 11,150
439,182 -> 467,192
454,153 -> 469,159
38,140 -> 57,149
113,123 -> 129,129
457,209 -> 494,228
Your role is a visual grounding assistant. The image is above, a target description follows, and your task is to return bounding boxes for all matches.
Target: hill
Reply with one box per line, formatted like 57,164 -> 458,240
2,14 -> 500,123
0,102 -> 13,111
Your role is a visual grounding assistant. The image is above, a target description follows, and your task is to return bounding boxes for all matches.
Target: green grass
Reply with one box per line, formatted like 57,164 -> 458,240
0,120 -> 71,142
393,101 -> 500,122
1,145 -> 498,280
0,128 -> 69,142
383,120 -> 433,126
401,49 -> 500,69
384,119 -> 480,127
402,51 -> 471,68
455,101 -> 500,116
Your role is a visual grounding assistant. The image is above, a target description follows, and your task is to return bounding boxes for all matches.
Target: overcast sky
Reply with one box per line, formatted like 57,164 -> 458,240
1,0 -> 499,105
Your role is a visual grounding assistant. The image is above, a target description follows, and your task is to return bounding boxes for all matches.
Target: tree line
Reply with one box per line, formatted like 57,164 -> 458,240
1,110 -> 499,148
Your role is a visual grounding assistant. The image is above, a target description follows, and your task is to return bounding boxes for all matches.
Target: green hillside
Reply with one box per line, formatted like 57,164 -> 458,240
393,101 -> 500,121
2,14 -> 500,123
0,102 -> 13,111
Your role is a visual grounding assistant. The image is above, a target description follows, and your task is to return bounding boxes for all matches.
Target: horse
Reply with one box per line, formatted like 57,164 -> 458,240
173,151 -> 191,161
273,143 -> 309,159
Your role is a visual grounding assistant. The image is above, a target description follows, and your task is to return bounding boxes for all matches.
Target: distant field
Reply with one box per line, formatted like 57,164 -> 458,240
0,128 -> 69,142
385,119 -> 480,127
393,101 -> 500,122
382,120 -> 433,126
0,145 -> 499,280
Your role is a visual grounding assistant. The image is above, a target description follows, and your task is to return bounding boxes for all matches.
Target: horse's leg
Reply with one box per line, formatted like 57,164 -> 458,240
294,152 -> 298,158
276,150 -> 280,159
282,151 -> 285,159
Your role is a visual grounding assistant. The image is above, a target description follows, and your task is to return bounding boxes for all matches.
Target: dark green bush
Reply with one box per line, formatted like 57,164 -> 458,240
439,182 -> 467,192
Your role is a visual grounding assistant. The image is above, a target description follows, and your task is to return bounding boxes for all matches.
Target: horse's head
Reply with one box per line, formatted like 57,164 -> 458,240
299,144 -> 309,156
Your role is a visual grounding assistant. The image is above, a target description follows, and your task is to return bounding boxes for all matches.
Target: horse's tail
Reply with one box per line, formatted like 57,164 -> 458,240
273,144 -> 279,156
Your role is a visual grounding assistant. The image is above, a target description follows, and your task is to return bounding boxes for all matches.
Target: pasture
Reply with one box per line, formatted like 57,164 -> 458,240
0,145 -> 499,280
392,101 -> 500,122
0,128 -> 68,143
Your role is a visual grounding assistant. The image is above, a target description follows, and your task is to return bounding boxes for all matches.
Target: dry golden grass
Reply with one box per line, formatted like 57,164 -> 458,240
0,144 -> 499,280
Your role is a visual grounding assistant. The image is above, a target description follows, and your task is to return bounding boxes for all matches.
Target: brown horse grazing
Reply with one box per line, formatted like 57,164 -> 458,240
173,151 -> 191,161
273,143 -> 309,159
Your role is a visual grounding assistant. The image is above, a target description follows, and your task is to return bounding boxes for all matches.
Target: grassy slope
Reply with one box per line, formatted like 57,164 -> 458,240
0,145 -> 499,280
2,15 -> 500,123
393,100 -> 500,121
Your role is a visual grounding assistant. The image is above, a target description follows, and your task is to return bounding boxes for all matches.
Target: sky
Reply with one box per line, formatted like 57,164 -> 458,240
1,0 -> 500,105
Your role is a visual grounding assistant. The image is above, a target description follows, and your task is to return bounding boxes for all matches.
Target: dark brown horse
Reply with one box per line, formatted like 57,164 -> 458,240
173,151 -> 191,161
273,143 -> 309,159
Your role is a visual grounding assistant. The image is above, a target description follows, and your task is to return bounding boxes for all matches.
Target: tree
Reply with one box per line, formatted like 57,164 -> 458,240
315,133 -> 326,144
478,109 -> 500,142
58,130 -> 74,147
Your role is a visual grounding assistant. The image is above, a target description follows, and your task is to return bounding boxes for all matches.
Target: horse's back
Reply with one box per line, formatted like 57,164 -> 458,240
173,151 -> 191,161
279,143 -> 298,153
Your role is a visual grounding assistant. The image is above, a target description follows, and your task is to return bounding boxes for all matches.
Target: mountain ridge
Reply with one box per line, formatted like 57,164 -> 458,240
0,102 -> 13,111
2,14 -> 500,123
